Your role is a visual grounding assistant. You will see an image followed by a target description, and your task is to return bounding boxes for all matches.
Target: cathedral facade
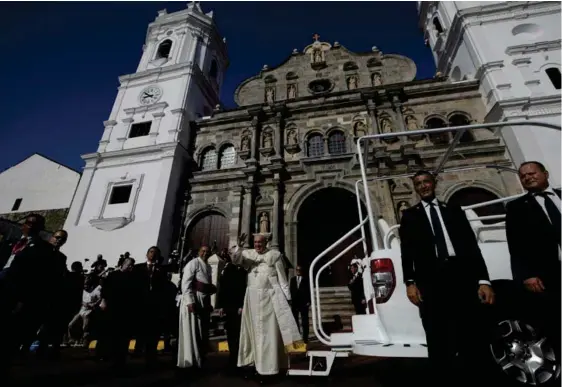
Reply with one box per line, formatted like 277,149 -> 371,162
61,3 -> 525,280
184,36 -> 521,286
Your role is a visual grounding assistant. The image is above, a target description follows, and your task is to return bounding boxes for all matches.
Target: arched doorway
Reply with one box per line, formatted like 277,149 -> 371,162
448,188 -> 504,224
185,211 -> 229,254
297,187 -> 369,287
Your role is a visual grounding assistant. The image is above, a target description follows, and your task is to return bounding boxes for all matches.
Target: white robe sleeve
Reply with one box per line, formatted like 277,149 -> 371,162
274,254 -> 291,301
181,260 -> 197,305
231,246 -> 256,270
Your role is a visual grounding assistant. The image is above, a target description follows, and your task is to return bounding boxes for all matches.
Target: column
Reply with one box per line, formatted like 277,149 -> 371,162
97,120 -> 117,152
367,99 -> 383,151
249,117 -> 259,163
270,177 -> 281,250
241,183 -> 253,247
149,112 -> 165,144
392,96 -> 405,131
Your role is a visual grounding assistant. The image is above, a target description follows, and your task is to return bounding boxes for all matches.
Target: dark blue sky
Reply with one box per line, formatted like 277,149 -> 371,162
0,2 -> 435,172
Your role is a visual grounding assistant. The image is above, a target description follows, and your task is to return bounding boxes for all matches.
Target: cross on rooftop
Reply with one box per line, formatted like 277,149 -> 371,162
312,33 -> 320,42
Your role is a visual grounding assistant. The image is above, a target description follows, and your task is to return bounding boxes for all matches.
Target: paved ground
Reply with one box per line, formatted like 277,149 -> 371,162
8,348 -> 435,387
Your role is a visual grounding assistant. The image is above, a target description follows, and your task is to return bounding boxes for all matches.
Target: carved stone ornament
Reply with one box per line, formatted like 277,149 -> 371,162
265,87 -> 275,104
89,217 -> 132,231
353,121 -> 367,138
259,146 -> 275,157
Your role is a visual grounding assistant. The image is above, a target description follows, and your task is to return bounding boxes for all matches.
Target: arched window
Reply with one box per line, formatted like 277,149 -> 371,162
307,134 -> 324,157
545,67 -> 561,90
425,117 -> 449,145
219,145 -> 236,169
433,17 -> 444,34
156,40 -> 172,59
201,148 -> 217,171
448,114 -> 474,143
448,187 -> 505,224
209,60 -> 218,79
328,131 -> 346,155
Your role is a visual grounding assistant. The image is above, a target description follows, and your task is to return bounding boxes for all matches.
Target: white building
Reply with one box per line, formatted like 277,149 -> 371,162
62,2 -> 228,266
0,153 -> 81,232
419,1 -> 561,185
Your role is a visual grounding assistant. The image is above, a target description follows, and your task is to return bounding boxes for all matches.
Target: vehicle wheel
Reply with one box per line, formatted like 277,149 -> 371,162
489,318 -> 560,386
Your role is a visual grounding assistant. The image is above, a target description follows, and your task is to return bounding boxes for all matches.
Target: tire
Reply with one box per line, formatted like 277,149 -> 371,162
488,317 -> 560,386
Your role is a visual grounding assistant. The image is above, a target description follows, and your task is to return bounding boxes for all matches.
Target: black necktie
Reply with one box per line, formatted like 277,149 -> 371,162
536,192 -> 561,246
428,202 -> 449,260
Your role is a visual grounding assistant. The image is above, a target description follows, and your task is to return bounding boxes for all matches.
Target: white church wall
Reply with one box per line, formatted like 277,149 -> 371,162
62,154 -> 176,267
0,154 -> 80,214
420,1 -> 561,187
62,3 -> 227,267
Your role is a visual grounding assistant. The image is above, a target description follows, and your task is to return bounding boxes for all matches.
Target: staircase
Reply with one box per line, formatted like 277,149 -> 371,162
306,286 -> 356,340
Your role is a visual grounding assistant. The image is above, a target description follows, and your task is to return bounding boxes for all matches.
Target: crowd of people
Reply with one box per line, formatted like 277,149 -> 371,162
0,160 -> 559,385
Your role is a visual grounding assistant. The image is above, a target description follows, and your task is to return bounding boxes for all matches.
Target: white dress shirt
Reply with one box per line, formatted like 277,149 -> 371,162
296,275 -> 302,288
422,199 -> 491,286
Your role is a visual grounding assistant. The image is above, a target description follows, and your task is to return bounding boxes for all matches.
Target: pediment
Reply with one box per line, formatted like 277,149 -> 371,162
233,39 -> 417,107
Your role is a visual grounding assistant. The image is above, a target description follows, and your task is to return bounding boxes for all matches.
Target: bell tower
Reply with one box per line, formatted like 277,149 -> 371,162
62,3 -> 229,265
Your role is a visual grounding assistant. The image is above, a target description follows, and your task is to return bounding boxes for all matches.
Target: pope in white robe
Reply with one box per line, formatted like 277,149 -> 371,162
177,246 -> 216,369
232,233 -> 303,376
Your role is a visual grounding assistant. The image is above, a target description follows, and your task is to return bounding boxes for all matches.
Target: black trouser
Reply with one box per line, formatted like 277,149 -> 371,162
224,308 -> 242,369
137,311 -> 162,362
98,310 -> 132,366
418,263 -> 492,385
292,305 -> 309,342
521,276 -> 561,358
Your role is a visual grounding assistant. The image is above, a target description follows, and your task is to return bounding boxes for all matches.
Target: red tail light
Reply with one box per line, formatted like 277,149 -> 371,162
370,258 -> 396,304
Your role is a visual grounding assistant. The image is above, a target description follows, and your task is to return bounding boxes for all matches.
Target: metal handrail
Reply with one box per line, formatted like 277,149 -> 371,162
461,193 -> 525,210
309,216 -> 369,346
356,120 -> 561,257
314,238 -> 364,341
383,224 -> 401,250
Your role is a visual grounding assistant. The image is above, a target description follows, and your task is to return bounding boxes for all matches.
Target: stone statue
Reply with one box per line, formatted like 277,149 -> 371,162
313,49 -> 323,63
380,118 -> 393,134
372,72 -> 382,86
259,212 -> 270,234
265,87 -> 275,103
240,134 -> 250,151
262,131 -> 273,148
406,116 -> 418,131
354,121 -> 367,137
347,75 -> 358,90
287,84 -> 297,99
287,129 -> 298,145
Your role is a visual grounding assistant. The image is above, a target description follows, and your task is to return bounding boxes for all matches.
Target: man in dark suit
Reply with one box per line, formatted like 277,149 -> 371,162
98,256 -> 136,370
37,229 -> 70,358
0,214 -> 54,375
399,170 -> 495,381
289,265 -> 311,343
132,246 -> 170,366
505,161 -> 561,355
216,248 -> 247,373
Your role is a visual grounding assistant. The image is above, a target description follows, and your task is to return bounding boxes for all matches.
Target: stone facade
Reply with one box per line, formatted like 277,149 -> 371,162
0,208 -> 68,240
181,38 -> 522,269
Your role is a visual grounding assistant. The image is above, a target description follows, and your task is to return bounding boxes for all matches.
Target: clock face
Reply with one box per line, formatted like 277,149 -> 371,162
139,86 -> 163,105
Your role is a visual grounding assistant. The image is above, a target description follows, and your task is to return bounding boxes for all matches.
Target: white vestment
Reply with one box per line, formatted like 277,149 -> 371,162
233,247 -> 302,375
177,257 -> 212,369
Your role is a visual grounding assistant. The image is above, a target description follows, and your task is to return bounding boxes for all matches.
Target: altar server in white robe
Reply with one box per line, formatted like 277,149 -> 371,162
177,246 -> 216,370
232,233 -> 303,377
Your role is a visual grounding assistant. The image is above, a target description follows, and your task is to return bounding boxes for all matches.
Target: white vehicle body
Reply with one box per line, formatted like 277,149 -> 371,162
288,120 -> 561,378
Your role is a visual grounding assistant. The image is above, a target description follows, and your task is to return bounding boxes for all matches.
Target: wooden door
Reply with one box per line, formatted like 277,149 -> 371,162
186,212 -> 229,253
